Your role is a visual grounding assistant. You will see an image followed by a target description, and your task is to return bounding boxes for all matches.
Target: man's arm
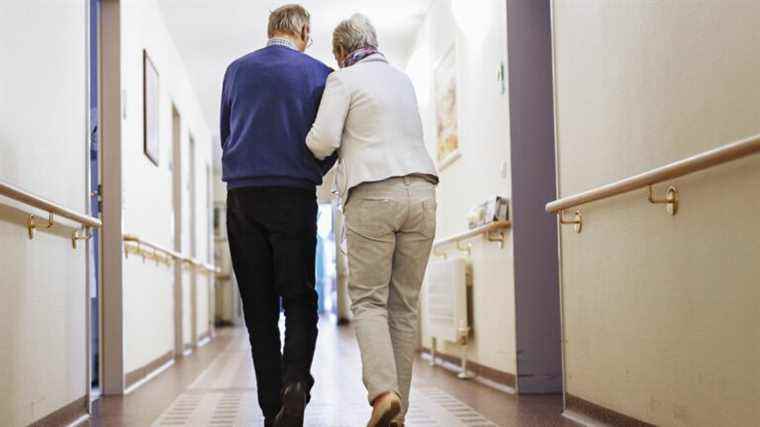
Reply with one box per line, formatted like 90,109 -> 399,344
306,73 -> 350,160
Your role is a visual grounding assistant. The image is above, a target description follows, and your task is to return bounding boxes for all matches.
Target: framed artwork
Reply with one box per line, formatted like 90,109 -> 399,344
434,45 -> 461,170
143,50 -> 160,166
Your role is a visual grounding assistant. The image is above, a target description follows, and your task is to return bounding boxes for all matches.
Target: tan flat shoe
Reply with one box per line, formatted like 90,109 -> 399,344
367,392 -> 401,427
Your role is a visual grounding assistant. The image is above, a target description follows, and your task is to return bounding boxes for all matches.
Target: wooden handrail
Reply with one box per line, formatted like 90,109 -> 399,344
185,258 -> 220,275
123,234 -> 181,260
207,263 -> 220,274
546,133 -> 760,213
433,220 -> 511,249
123,233 -> 219,274
0,179 -> 102,228
197,261 -> 221,275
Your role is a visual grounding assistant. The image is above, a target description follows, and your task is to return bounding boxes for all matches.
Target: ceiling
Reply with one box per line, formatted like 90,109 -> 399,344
157,0 -> 434,149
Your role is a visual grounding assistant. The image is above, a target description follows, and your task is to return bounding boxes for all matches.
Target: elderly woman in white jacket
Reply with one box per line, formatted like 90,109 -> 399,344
306,13 -> 438,427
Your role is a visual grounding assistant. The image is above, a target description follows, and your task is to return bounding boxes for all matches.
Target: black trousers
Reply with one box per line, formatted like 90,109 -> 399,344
227,186 -> 319,419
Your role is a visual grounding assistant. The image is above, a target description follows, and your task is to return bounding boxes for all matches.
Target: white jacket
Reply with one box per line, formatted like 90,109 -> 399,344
306,54 -> 438,203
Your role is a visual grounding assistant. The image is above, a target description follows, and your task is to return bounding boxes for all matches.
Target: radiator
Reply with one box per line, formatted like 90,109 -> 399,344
423,257 -> 470,344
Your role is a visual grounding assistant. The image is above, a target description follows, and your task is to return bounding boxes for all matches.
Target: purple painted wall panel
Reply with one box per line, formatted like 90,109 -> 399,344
506,0 -> 563,393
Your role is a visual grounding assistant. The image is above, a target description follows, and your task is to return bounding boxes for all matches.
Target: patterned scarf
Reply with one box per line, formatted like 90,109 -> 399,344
341,47 -> 384,68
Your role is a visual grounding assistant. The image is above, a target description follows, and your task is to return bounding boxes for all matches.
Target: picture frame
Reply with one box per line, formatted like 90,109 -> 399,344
434,44 -> 461,171
143,50 -> 160,166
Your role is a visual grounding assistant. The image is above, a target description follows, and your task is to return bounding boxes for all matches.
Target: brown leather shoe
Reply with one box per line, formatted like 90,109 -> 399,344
367,392 -> 401,427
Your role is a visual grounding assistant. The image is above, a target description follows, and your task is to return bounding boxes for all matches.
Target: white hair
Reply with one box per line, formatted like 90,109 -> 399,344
332,13 -> 379,55
267,4 -> 310,38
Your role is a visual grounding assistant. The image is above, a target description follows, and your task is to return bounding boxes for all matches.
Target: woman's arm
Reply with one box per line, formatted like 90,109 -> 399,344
306,73 -> 350,160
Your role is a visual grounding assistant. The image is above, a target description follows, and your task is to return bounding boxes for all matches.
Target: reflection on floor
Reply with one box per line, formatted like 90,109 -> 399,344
90,320 -> 576,426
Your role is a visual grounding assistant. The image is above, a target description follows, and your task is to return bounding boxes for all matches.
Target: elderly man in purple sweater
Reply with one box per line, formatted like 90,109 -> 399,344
219,4 -> 334,427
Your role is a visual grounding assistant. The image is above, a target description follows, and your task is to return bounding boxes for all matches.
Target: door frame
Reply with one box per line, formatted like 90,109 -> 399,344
206,163 -> 214,338
100,0 -> 125,396
188,135 -> 198,349
172,104 -> 184,357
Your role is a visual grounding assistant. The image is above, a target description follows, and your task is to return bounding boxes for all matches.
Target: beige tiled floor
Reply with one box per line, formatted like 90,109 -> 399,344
92,319 -> 575,427
152,326 -> 498,426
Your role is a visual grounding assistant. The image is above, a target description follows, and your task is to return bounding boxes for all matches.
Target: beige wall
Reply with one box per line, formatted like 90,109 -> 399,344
0,1 -> 89,425
553,1 -> 760,425
196,274 -> 211,339
123,258 -> 174,372
182,270 -> 193,347
407,0 -> 517,375
212,169 -> 243,326
120,0 -> 213,371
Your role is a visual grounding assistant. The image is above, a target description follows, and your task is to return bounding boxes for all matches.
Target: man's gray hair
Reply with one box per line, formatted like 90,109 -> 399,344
332,13 -> 379,55
268,4 -> 310,38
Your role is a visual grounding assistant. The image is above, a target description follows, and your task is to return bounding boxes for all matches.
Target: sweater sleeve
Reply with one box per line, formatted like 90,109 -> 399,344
306,73 -> 350,161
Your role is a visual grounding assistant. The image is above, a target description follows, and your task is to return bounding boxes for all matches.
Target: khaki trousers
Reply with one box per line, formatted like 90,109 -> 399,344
345,175 -> 436,419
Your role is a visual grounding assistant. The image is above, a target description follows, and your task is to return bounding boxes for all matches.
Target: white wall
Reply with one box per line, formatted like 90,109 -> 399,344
211,168 -> 244,326
120,0 -> 213,373
0,1 -> 89,425
182,269 -> 193,347
407,0 -> 516,375
196,274 -> 211,339
553,1 -> 760,425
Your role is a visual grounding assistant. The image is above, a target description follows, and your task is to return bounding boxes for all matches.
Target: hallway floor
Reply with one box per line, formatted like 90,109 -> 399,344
89,320 -> 575,426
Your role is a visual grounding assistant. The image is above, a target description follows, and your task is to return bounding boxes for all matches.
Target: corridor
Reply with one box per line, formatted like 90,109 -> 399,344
2,0 -> 760,426
89,321 -> 571,427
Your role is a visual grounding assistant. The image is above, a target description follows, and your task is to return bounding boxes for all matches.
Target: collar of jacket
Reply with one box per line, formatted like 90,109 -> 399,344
266,37 -> 297,50
356,53 -> 388,65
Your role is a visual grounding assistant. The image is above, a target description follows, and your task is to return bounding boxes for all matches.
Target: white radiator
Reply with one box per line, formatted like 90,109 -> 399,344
423,258 -> 470,344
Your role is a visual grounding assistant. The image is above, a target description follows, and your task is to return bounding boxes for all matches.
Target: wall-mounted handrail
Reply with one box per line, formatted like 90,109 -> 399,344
546,133 -> 760,214
195,260 -> 221,276
433,220 -> 511,256
0,179 -> 102,228
123,234 -> 181,261
123,233 -> 219,274
206,263 -> 220,274
184,258 -> 220,275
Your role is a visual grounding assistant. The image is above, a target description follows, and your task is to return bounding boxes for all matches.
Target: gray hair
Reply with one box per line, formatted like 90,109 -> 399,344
332,13 -> 379,55
268,4 -> 310,38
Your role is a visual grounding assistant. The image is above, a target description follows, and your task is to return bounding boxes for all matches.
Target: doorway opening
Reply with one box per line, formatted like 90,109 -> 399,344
188,135 -> 198,348
315,204 -> 338,320
88,0 -> 102,399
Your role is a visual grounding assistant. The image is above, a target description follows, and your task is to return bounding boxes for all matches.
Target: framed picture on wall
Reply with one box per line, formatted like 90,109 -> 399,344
143,50 -> 160,166
434,45 -> 461,171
